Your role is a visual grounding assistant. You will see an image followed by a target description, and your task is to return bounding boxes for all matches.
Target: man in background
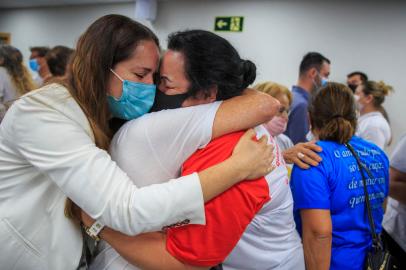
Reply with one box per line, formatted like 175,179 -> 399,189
285,52 -> 330,144
29,46 -> 51,86
347,71 -> 368,93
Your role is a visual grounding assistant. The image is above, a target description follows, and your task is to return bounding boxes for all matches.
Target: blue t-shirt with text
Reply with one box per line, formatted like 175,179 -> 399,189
290,136 -> 389,270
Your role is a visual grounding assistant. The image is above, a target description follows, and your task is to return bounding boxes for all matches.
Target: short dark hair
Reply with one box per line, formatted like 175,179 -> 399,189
299,52 -> 330,76
167,30 -> 256,101
347,71 -> 368,82
29,46 -> 50,57
45,46 -> 74,76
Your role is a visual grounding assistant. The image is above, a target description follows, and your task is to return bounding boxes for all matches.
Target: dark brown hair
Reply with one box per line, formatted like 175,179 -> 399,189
45,46 -> 74,77
65,14 -> 159,150
309,82 -> 357,144
29,46 -> 50,57
63,14 -> 159,218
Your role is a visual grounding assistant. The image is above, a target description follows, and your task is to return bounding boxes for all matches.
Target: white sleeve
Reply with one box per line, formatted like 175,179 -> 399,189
130,101 -> 221,175
361,125 -> 386,149
7,101 -> 206,236
391,135 -> 406,172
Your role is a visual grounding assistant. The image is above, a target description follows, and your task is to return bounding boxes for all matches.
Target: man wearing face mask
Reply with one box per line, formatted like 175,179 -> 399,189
285,52 -> 330,144
29,46 -> 51,86
347,71 -> 368,93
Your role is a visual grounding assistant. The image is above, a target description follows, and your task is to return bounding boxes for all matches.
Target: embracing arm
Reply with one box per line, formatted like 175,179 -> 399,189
301,209 -> 332,270
100,229 -> 208,270
212,89 -> 279,138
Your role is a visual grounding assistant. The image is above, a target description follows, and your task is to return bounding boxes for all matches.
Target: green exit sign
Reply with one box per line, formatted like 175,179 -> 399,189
214,16 -> 244,32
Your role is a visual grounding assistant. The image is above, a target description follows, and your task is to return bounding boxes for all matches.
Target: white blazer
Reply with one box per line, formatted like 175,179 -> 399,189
0,84 -> 205,270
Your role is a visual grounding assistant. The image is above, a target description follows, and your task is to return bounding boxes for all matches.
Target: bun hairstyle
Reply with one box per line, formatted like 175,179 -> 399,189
361,80 -> 393,123
361,80 -> 393,108
241,59 -> 256,89
167,30 -> 256,101
309,82 -> 357,144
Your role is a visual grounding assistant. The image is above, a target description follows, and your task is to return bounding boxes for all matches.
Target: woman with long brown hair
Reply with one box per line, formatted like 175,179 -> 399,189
0,44 -> 36,120
290,83 -> 389,270
0,15 -> 277,269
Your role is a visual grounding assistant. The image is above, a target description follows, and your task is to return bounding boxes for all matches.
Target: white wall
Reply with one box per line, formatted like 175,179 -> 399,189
1,0 -> 405,150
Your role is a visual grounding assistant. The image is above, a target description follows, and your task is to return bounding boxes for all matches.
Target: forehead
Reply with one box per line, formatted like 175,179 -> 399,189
348,74 -> 361,81
120,40 -> 160,68
161,50 -> 186,73
275,93 -> 290,107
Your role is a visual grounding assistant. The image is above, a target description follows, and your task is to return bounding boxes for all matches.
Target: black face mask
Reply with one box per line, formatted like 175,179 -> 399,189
149,90 -> 189,112
348,84 -> 358,93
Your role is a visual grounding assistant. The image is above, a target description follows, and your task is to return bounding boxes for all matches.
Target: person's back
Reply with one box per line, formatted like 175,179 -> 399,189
223,126 -> 303,269
292,136 -> 388,270
290,82 -> 389,270
167,126 -> 304,270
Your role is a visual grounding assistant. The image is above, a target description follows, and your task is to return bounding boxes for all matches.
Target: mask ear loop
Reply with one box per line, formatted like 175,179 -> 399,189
110,68 -> 124,82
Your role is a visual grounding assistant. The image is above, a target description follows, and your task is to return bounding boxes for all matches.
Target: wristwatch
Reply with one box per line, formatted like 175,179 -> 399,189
83,220 -> 105,241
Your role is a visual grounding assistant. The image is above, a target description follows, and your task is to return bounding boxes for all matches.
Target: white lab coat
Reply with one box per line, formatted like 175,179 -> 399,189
0,84 -> 205,270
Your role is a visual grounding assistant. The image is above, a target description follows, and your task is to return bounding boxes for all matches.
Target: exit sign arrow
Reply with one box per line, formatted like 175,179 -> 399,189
214,16 -> 244,32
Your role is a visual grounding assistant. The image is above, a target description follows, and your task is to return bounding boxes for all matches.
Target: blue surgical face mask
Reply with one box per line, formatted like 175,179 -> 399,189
107,69 -> 156,120
312,71 -> 329,93
29,59 -> 39,72
320,77 -> 328,87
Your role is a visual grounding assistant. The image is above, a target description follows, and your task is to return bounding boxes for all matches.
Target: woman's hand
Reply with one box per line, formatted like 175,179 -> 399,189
230,129 -> 275,180
283,141 -> 322,169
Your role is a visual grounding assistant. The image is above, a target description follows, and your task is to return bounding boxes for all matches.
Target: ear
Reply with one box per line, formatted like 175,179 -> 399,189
206,85 -> 218,102
364,94 -> 374,104
308,67 -> 318,79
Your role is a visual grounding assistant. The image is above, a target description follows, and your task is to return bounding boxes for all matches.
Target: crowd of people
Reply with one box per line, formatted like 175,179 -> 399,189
0,14 -> 404,270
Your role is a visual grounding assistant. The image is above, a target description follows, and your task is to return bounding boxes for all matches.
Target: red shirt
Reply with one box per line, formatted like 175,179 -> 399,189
166,131 -> 271,266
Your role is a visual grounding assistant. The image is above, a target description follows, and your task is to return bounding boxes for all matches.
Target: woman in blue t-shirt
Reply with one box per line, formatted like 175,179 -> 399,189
290,82 -> 389,270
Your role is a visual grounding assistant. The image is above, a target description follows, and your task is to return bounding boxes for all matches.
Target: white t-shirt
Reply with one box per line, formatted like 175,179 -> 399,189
91,112 -> 304,270
275,133 -> 294,152
223,126 -> 304,270
382,134 -> 406,251
356,111 -> 391,150
90,102 -> 221,270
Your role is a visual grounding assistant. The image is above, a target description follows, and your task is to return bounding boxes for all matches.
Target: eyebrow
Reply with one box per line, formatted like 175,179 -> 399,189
131,66 -> 153,74
160,75 -> 172,83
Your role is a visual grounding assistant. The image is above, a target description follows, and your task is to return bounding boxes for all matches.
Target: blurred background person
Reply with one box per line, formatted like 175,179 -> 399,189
255,81 -> 323,172
45,45 -> 74,81
285,52 -> 331,144
355,80 -> 393,149
347,71 -> 368,93
29,46 -> 51,85
382,134 -> 406,269
254,81 -> 293,151
0,44 -> 36,121
291,83 -> 389,270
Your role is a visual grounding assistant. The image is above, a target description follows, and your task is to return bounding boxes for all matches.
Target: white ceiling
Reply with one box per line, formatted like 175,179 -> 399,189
0,0 -> 134,9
